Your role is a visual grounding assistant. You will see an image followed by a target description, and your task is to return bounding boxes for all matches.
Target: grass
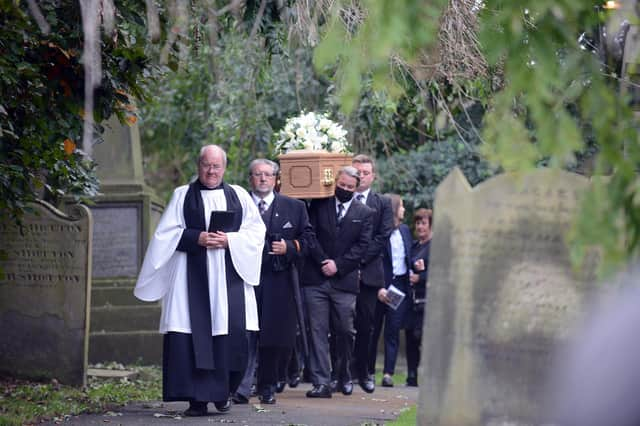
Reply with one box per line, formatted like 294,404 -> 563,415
369,370 -> 418,425
0,365 -> 161,426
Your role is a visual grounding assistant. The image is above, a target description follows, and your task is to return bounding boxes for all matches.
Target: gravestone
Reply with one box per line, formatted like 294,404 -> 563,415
88,116 -> 164,364
418,168 -> 601,425
0,201 -> 92,386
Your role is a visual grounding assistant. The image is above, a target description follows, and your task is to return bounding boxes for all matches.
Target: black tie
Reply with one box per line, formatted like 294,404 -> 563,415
258,200 -> 267,215
336,203 -> 344,222
356,194 -> 365,203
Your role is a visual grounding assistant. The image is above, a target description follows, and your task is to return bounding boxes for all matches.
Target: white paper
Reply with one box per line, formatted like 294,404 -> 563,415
385,284 -> 406,310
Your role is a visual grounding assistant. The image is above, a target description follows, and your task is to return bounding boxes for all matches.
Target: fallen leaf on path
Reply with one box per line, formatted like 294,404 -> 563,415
154,412 -> 182,419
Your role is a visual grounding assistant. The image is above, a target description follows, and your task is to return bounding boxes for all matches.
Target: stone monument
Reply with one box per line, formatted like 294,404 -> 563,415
418,168 -> 601,425
0,201 -> 92,386
88,116 -> 164,364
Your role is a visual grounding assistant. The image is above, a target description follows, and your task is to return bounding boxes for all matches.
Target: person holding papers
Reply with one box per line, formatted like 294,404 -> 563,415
376,193 -> 412,388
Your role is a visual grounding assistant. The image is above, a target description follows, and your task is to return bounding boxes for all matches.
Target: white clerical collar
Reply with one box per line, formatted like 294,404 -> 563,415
252,191 -> 274,208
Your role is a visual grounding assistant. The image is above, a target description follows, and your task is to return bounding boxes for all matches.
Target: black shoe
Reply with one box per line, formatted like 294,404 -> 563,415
184,401 -> 208,416
358,376 -> 375,393
275,381 -> 286,393
329,379 -> 338,393
288,375 -> 301,388
231,392 -> 249,404
406,371 -> 418,387
213,398 -> 231,412
381,374 -> 394,387
306,384 -> 332,398
259,392 -> 276,404
340,381 -> 353,395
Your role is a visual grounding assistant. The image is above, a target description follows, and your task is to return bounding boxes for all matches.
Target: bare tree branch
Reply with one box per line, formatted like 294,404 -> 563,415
26,0 -> 51,34
249,0 -> 268,39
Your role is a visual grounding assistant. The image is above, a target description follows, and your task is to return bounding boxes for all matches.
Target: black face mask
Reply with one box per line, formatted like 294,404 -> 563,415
334,186 -> 354,203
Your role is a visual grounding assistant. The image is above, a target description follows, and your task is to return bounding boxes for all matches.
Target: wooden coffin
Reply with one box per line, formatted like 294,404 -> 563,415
277,150 -> 353,199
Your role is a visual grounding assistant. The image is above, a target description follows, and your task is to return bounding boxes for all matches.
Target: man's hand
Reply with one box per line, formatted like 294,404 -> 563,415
198,231 -> 228,249
409,271 -> 419,285
269,239 -> 287,255
321,259 -> 337,276
377,288 -> 390,304
209,231 -> 228,249
414,258 -> 425,271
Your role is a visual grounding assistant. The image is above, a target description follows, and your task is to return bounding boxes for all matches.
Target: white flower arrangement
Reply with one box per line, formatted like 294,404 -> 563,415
275,111 -> 350,154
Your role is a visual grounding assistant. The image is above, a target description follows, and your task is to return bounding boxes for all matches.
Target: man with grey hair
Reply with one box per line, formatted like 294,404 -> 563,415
233,158 -> 314,405
301,166 -> 374,398
134,145 -> 266,416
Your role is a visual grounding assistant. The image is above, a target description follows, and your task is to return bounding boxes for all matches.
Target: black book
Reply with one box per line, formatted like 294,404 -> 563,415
209,210 -> 235,233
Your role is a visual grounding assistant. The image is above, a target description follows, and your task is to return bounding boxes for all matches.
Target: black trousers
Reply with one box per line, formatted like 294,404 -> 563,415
368,299 -> 386,375
352,285 -> 380,380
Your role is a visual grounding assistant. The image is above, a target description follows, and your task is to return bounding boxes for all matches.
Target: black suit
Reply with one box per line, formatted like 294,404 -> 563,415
255,193 -> 313,396
351,192 -> 393,381
301,196 -> 373,386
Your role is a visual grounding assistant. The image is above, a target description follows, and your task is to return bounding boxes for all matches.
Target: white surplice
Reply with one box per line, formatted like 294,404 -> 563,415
134,183 -> 266,335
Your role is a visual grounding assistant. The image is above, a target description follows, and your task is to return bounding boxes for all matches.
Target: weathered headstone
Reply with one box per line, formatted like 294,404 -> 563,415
88,116 -> 164,364
419,168 -> 601,425
0,201 -> 92,386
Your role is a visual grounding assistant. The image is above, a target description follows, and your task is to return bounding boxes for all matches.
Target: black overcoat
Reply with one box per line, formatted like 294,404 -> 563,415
255,193 -> 313,348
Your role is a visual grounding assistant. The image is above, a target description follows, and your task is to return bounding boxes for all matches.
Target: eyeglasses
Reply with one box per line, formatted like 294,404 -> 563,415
251,172 -> 276,178
200,162 -> 224,171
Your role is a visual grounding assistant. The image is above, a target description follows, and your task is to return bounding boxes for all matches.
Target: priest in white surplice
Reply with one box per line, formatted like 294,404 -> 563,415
134,145 -> 266,416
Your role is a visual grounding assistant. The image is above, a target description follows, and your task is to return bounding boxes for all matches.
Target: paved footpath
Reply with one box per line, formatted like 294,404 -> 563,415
43,383 -> 418,426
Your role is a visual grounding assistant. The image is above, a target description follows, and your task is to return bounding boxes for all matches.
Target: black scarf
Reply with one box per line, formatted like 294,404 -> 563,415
183,180 -> 242,370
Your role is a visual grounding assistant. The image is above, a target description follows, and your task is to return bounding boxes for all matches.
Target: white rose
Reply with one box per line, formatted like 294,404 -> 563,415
319,118 -> 332,131
327,124 -> 345,140
295,127 -> 307,139
299,112 -> 316,128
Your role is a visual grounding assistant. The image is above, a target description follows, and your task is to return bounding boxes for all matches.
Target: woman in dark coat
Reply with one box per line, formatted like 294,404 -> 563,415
405,208 -> 432,386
